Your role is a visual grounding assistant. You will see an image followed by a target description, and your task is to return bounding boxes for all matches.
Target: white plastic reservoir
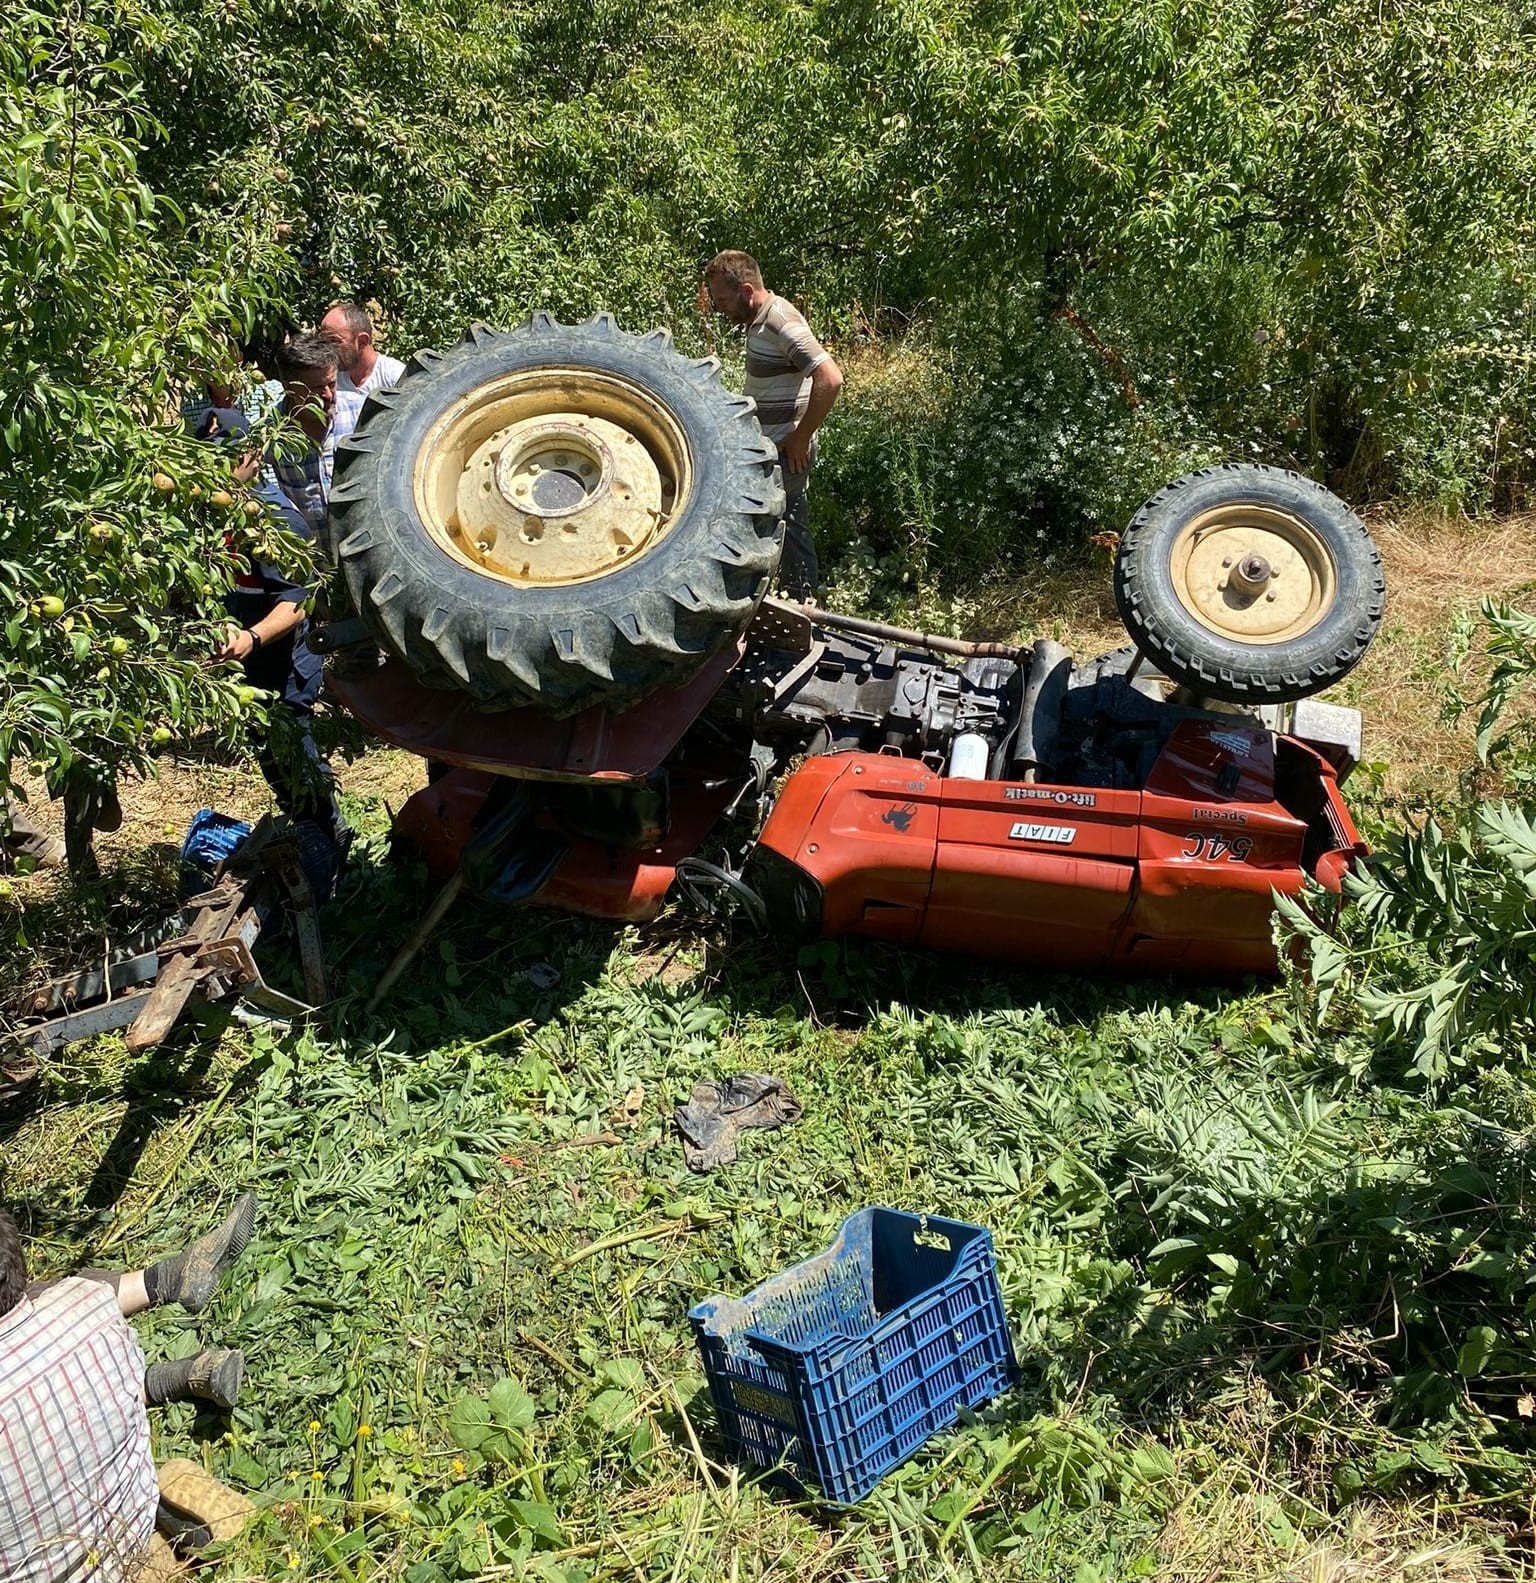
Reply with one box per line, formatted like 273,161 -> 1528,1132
948,732 -> 990,780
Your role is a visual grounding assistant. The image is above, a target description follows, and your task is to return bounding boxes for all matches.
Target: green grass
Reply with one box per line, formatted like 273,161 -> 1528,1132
4,786 -> 1534,1581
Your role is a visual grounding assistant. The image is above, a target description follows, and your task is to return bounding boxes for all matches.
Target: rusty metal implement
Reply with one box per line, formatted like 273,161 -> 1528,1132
6,817 -> 328,1061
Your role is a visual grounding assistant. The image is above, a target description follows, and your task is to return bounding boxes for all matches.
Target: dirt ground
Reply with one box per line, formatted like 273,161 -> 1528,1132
3,743 -> 426,882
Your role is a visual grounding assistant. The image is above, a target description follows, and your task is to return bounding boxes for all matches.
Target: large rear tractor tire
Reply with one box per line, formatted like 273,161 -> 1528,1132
1113,463 -> 1385,704
329,314 -> 785,716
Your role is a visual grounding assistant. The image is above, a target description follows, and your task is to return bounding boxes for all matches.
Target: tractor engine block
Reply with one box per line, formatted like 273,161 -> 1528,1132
712,631 -> 1019,771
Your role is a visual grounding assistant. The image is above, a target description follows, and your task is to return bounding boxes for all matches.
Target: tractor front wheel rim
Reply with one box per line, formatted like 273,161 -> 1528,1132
1170,503 -> 1338,645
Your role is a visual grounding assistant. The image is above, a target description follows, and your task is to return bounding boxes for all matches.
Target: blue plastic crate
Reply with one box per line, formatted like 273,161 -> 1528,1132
180,809 -> 251,881
689,1207 -> 1018,1504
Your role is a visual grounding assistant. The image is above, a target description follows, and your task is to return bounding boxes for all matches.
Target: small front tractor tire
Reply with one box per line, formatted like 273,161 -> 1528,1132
1113,463 -> 1385,703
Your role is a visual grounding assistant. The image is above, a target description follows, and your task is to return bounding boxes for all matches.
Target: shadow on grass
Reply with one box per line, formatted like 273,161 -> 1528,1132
691,916 -> 1250,1031
0,845 -> 186,1006
294,826 -> 1259,1069
1,1025 -> 270,1254
80,1038 -> 221,1211
312,831 -> 619,1047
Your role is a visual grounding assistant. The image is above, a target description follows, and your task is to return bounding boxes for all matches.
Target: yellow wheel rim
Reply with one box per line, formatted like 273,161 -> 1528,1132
1169,504 -> 1337,645
412,368 -> 692,587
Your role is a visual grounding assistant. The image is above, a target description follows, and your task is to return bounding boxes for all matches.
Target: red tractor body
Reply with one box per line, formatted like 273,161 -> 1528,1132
315,322 -> 1384,987
748,725 -> 1361,978
328,614 -> 1366,980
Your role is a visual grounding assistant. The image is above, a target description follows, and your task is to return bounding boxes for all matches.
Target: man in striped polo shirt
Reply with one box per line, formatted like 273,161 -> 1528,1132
704,251 -> 843,600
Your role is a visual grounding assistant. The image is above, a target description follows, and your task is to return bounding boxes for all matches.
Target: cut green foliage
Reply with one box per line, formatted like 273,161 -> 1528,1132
5,784 -> 1533,1580
1283,604 -> 1536,1086
1471,601 -> 1536,786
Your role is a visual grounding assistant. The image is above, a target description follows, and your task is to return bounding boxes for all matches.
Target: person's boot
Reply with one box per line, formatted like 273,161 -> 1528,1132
142,1192 -> 257,1312
155,1460 -> 254,1556
0,801 -> 65,873
136,1532 -> 187,1580
144,1348 -> 246,1409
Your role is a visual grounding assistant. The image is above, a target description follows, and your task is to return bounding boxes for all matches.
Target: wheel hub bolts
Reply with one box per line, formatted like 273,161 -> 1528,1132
1229,553 -> 1273,596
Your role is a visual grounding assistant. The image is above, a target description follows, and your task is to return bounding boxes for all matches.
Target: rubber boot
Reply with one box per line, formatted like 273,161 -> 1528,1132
0,800 -> 65,873
144,1349 -> 245,1410
155,1460 -> 254,1556
144,1192 -> 257,1312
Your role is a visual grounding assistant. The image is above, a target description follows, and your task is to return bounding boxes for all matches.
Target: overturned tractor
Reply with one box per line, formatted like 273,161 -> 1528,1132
315,314 -> 1385,982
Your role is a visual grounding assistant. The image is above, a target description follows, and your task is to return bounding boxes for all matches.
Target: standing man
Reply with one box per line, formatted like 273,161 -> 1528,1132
703,251 -> 843,601
319,301 -> 407,401
268,332 -> 365,540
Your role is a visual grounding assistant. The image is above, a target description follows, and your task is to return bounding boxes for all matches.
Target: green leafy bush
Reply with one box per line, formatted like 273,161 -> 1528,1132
1099,1087 -> 1536,1501
815,300 -> 1222,589
95,0 -> 1536,539
1282,601 -> 1536,1086
0,5 -> 296,866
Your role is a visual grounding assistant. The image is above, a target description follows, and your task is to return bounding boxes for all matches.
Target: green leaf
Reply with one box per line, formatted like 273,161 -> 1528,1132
1333,1461 -> 1365,1499
584,1388 -> 637,1433
448,1393 -> 492,1451
510,1499 -> 564,1545
487,1375 -> 536,1431
1128,1445 -> 1176,1487
1457,1324 -> 1498,1377
626,1419 -> 655,1470
601,1358 -> 645,1391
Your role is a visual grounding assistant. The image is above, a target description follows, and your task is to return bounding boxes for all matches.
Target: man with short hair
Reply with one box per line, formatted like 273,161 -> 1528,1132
319,300 -> 406,400
0,1196 -> 256,1582
704,250 -> 843,600
268,332 -> 365,542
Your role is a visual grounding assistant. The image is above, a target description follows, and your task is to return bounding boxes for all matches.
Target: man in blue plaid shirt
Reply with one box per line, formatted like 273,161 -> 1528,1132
267,332 -> 365,548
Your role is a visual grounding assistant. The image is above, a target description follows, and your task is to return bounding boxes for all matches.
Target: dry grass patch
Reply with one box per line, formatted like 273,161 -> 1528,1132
0,743 -> 423,1009
961,551 -> 1127,655
1343,510 -> 1536,802
1157,1488 -> 1516,1583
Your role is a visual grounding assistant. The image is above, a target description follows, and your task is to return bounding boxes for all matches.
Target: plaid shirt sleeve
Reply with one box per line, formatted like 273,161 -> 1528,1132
0,1280 -> 157,1583
268,389 -> 369,543
329,386 -> 366,449
268,446 -> 328,541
